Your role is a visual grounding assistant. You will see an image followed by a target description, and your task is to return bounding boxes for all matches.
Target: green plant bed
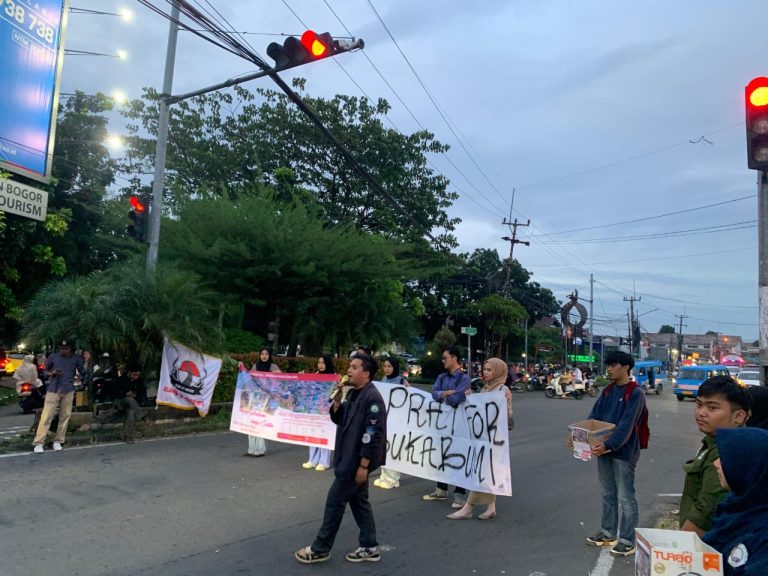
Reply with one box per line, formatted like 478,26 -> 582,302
0,387 -> 17,406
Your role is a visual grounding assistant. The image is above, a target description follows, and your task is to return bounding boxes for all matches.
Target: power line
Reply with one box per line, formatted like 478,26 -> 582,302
537,194 -> 756,236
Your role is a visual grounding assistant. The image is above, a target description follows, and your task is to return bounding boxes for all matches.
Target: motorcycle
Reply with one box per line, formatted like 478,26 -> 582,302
545,376 -> 587,399
17,381 -> 47,414
525,374 -> 546,391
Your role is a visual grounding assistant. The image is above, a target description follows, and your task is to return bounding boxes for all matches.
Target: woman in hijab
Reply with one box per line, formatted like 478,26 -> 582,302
703,427 -> 768,575
246,348 -> 281,457
374,356 -> 409,489
302,354 -> 336,471
447,357 -> 512,520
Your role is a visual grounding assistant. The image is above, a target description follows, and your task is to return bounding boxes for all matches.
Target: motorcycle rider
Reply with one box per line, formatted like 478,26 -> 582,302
555,372 -> 573,397
13,354 -> 41,392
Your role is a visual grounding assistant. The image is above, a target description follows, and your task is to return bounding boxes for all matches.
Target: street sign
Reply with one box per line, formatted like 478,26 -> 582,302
567,353 -> 596,363
461,327 -> 477,336
0,178 -> 48,221
537,345 -> 554,353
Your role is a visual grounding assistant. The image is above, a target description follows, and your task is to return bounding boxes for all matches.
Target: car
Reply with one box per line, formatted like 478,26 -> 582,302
406,358 -> 422,377
736,368 -> 762,387
673,364 -> 737,401
0,352 -> 24,377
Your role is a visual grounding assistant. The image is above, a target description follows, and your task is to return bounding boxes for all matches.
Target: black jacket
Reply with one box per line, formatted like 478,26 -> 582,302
330,382 -> 387,480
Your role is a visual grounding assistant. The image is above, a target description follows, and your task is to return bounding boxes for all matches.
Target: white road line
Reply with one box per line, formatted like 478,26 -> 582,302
0,430 -> 229,459
656,493 -> 682,497
589,548 -> 614,576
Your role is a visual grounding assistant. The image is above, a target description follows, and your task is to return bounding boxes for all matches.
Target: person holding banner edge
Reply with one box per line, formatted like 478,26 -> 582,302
295,354 -> 387,564
374,356 -> 409,490
246,348 -> 281,457
302,354 -> 336,471
423,345 -> 470,508
447,357 -> 512,520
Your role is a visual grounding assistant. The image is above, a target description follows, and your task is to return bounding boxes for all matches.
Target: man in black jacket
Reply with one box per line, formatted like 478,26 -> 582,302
295,354 -> 387,565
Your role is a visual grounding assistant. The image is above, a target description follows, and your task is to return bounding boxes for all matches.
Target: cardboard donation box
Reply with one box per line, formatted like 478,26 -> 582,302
568,419 -> 615,461
635,528 -> 723,576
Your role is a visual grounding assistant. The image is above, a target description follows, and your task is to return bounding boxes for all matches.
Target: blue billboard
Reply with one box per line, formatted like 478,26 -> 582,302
0,0 -> 68,182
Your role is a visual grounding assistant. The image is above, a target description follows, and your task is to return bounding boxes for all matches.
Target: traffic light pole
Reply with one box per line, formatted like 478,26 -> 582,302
758,171 -> 768,384
146,3 -> 180,275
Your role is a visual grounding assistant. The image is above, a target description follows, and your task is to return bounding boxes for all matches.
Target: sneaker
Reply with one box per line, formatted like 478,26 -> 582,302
52,442 -> 63,451
33,444 -> 44,454
610,542 -> 636,557
373,478 -> 383,488
586,531 -> 618,547
302,461 -> 315,469
345,547 -> 381,563
377,480 -> 398,490
295,546 -> 330,564
452,494 -> 467,509
422,490 -> 448,501
315,464 -> 328,472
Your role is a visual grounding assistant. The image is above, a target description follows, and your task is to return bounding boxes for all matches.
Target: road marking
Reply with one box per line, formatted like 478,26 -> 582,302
656,493 -> 682,497
589,548 -> 614,576
0,431 -> 228,459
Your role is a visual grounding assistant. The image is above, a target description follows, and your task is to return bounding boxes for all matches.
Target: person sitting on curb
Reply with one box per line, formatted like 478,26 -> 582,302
113,363 -> 151,444
679,376 -> 750,537
703,427 -> 768,576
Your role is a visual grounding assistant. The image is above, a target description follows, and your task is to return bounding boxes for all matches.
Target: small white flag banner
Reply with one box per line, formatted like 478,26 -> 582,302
374,382 -> 512,496
157,339 -> 222,416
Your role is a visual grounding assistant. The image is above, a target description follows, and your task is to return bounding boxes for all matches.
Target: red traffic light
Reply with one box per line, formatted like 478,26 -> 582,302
301,30 -> 333,60
746,77 -> 768,170
129,195 -> 146,213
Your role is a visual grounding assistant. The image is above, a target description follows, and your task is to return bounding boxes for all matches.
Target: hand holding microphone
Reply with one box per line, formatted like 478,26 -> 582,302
329,375 -> 350,402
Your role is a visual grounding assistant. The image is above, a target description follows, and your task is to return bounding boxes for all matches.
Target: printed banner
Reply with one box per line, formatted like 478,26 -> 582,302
229,371 -> 339,450
156,339 -> 222,416
374,382 -> 512,496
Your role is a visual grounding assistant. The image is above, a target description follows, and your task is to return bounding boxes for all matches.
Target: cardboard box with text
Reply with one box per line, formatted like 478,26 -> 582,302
635,528 -> 723,576
568,419 -> 615,461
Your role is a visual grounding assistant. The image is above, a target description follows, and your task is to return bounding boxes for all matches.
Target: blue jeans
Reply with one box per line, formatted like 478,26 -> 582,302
597,456 -> 638,545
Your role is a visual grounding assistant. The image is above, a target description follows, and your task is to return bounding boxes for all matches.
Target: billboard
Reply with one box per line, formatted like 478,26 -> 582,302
0,0 -> 69,182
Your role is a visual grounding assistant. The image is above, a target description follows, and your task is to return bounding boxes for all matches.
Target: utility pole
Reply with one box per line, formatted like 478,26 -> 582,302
675,313 -> 688,367
146,2 -> 180,275
501,218 -> 530,296
589,274 -> 595,371
624,295 -> 641,356
759,170 -> 768,384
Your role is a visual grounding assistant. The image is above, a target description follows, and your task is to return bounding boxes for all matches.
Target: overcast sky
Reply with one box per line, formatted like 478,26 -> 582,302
60,0 -> 764,341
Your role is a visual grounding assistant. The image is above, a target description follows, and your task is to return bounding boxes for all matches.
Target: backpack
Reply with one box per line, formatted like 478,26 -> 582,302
602,381 -> 650,449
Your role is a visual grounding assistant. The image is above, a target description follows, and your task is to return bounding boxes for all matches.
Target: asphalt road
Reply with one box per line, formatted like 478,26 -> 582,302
0,389 -> 703,576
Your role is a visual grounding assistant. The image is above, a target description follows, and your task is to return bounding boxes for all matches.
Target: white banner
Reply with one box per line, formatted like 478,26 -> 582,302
156,339 -> 222,416
229,370 -> 339,450
375,382 -> 512,496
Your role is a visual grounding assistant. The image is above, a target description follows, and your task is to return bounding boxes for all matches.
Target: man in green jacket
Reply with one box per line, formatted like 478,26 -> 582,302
679,375 -> 751,536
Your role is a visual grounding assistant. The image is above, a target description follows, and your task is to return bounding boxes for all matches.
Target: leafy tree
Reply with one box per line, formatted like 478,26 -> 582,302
119,81 -> 459,245
160,195 -> 430,354
20,260 -> 222,365
705,330 -> 718,336
472,294 -> 528,356
659,324 -> 676,334
433,325 -> 457,351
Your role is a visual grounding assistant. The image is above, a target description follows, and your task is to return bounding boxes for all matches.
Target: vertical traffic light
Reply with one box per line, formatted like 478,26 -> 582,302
266,31 -> 363,70
127,195 -> 148,242
746,77 -> 768,170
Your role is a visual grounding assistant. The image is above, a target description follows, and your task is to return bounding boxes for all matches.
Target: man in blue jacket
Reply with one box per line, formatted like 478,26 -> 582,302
295,354 -> 387,565
582,350 -> 646,557
422,345 -> 471,508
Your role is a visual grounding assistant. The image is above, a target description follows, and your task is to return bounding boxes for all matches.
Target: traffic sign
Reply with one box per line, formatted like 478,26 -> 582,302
0,178 -> 48,221
461,327 -> 477,336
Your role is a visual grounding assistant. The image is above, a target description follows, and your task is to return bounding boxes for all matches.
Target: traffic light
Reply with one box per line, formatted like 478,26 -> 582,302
745,76 -> 768,170
127,195 -> 147,242
266,30 -> 363,70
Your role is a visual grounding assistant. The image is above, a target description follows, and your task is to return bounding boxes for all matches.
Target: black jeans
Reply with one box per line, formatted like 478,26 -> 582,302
312,478 -> 377,553
437,482 -> 466,494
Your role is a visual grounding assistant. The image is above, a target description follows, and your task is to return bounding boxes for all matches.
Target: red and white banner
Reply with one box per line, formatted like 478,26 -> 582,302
156,339 -> 222,416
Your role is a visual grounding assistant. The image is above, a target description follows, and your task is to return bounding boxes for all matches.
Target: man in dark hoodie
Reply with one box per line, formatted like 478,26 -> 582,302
295,354 -> 387,565
581,351 -> 646,557
703,427 -> 768,575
